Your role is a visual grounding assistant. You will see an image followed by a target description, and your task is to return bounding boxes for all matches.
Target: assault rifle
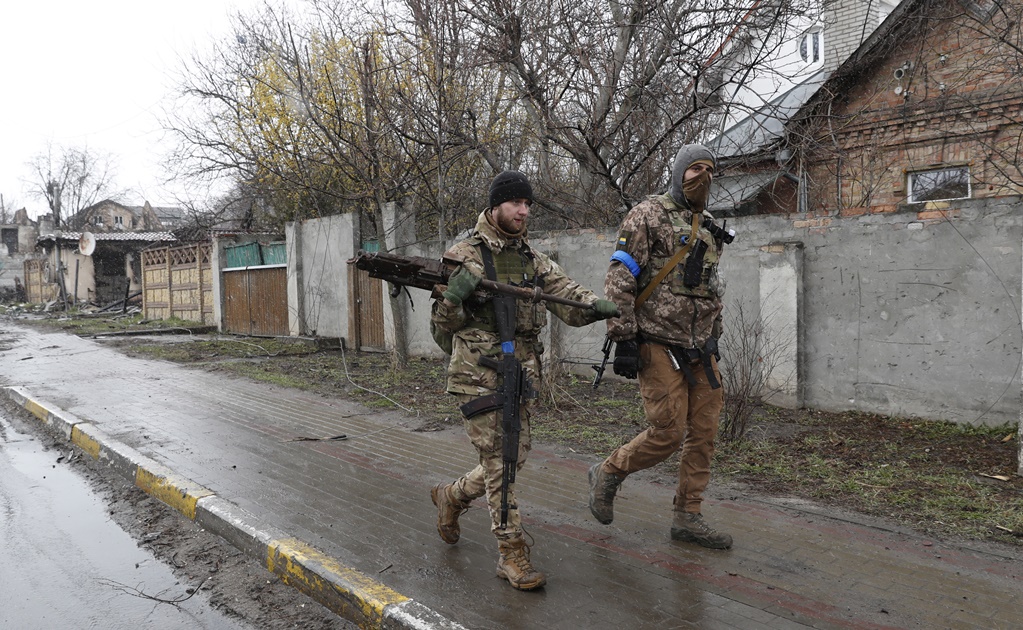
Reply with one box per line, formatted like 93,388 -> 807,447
591,336 -> 614,389
348,250 -> 603,311
479,294 -> 532,528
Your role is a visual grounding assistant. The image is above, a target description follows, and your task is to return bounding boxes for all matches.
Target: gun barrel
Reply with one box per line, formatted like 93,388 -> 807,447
478,278 -> 594,310
349,250 -> 600,311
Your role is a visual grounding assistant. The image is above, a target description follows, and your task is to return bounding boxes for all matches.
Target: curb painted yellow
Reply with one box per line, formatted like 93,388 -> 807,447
2,386 -> 462,629
135,467 -> 215,520
23,398 -> 49,422
267,537 -> 409,625
70,425 -> 102,459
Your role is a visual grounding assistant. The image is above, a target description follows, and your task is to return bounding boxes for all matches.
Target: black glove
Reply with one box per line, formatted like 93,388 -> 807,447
612,339 -> 641,379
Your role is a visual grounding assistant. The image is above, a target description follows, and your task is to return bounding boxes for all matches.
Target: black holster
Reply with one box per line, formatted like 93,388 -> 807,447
668,338 -> 721,390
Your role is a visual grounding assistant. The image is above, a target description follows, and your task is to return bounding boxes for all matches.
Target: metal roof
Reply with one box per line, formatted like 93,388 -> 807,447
708,170 -> 786,213
37,231 -> 177,243
707,69 -> 830,159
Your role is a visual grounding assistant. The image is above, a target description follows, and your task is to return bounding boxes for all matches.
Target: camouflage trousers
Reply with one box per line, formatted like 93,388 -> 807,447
603,341 -> 723,513
449,393 -> 532,539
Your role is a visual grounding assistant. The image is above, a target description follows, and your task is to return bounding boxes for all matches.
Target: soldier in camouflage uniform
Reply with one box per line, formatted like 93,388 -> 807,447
588,144 -> 734,549
430,170 -> 618,590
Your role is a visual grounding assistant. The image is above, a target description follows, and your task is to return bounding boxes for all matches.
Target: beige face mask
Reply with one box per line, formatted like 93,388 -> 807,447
682,169 -> 712,211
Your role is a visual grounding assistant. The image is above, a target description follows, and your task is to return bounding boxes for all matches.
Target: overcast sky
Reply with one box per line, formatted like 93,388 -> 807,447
0,0 -> 274,219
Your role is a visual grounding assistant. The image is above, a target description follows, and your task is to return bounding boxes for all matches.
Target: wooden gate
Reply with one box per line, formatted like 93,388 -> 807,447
23,259 -> 57,304
348,266 -> 385,351
223,266 -> 288,336
142,244 -> 214,324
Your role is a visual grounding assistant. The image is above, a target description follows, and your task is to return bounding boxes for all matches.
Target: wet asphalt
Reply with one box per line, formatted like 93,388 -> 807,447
1,320 -> 1021,629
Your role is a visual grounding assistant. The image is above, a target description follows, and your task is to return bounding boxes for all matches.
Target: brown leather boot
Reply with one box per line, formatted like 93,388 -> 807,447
670,512 -> 733,549
496,536 -> 547,590
588,462 -> 625,524
430,483 -> 470,544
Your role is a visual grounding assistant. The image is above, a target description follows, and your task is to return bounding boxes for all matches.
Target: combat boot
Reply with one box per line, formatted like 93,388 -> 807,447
588,462 -> 625,524
670,512 -> 733,549
430,483 -> 470,544
496,536 -> 547,591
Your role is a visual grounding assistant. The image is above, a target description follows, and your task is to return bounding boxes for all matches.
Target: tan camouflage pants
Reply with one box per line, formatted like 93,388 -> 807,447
603,341 -> 723,513
449,393 -> 532,539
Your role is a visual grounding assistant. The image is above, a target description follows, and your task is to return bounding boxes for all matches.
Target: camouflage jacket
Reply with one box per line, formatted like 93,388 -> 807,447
605,194 -> 724,349
432,211 -> 604,395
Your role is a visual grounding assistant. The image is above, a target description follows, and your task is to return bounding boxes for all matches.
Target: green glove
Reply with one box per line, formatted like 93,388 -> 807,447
591,299 -> 619,320
442,268 -> 481,306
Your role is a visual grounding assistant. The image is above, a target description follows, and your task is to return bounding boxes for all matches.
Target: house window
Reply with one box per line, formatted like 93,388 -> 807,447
800,29 -> 822,65
907,166 -> 971,203
114,216 -> 124,226
94,216 -> 104,226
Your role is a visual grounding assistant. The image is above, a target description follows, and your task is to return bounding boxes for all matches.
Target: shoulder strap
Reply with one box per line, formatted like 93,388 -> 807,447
479,245 -> 516,345
635,211 -> 701,309
479,244 -> 498,281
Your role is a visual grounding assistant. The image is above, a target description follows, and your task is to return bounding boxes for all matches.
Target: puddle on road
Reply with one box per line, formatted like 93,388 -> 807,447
0,413 -> 250,630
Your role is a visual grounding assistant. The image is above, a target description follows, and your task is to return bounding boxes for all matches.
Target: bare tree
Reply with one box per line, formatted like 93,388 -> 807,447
167,0 -> 817,232
719,299 -> 796,442
28,143 -> 120,229
432,0 -> 818,225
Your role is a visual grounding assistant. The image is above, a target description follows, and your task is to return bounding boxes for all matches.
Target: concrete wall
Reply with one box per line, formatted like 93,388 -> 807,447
288,196 -> 1021,428
286,214 -> 357,339
720,196 -> 1021,427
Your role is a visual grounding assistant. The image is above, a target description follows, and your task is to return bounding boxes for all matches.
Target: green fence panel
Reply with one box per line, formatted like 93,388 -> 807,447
225,242 -> 262,267
261,242 -> 287,265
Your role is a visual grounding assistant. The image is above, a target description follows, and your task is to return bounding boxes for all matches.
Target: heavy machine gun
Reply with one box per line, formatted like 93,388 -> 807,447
348,250 -> 600,311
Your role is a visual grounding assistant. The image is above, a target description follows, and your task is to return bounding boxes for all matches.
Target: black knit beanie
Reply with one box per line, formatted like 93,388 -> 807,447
488,170 -> 534,208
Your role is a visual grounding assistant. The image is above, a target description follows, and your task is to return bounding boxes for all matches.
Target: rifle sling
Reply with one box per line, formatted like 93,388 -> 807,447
635,211 -> 701,309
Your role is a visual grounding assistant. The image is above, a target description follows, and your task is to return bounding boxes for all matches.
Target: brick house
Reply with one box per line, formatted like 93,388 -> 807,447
791,0 -> 1023,217
707,0 -> 897,215
719,0 -> 1023,216
694,0 -> 1023,443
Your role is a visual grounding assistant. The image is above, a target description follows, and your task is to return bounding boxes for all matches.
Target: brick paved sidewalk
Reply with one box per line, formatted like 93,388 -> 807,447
1,321 -> 1020,629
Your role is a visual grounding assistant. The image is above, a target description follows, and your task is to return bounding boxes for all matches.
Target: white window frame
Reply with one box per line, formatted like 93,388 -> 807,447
799,29 -> 822,65
907,166 -> 972,204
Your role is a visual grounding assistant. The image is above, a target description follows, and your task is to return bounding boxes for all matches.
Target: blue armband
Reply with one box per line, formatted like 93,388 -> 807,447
610,250 -> 641,277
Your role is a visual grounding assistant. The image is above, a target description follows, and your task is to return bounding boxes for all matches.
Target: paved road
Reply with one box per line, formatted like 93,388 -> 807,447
0,410 -> 251,630
1,320 -> 1021,629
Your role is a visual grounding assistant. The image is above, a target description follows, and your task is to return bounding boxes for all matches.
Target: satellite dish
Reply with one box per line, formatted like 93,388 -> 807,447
79,232 -> 96,256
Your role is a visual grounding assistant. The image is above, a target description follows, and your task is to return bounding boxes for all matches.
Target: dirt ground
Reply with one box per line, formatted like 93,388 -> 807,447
0,396 -> 353,629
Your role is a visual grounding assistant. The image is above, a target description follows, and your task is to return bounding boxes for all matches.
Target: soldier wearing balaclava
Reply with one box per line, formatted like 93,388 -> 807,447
590,143 -> 735,550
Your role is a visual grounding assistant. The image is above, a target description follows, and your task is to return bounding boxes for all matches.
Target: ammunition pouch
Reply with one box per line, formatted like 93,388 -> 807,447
682,239 -> 709,288
459,393 -> 505,419
667,338 -> 721,390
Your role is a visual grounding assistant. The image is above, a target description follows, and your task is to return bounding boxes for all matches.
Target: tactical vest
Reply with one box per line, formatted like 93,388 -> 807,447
637,196 -> 720,300
464,239 -> 545,335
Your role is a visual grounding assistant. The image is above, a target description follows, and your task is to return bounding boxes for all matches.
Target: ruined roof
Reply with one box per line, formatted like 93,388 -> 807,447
37,231 -> 177,244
